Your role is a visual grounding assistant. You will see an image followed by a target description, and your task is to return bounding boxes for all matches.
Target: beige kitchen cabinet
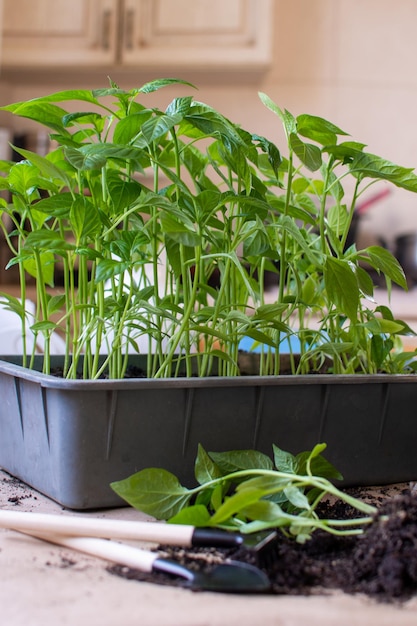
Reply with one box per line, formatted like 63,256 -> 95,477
121,0 -> 272,70
1,0 -> 272,71
1,0 -> 118,67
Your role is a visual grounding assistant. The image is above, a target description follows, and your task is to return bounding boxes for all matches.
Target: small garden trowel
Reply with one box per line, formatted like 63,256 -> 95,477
0,508 -> 279,567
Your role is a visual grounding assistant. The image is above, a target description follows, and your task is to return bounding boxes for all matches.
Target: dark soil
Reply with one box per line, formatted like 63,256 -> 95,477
50,363 -> 148,380
1,475 -> 38,506
108,488 -> 417,602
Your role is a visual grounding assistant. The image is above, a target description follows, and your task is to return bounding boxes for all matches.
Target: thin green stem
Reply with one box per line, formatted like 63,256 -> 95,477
340,178 -> 361,252
185,468 -> 377,516
154,245 -> 202,378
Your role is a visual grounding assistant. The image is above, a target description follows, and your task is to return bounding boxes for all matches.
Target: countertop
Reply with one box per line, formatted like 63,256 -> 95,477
1,472 -> 417,626
372,286 -> 417,320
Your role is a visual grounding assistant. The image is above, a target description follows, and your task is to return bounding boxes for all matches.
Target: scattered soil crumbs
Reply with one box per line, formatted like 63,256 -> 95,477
0,475 -> 37,506
109,488 -> 417,603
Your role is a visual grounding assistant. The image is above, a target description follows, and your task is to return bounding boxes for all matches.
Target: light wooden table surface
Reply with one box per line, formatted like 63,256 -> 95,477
1,472 -> 417,626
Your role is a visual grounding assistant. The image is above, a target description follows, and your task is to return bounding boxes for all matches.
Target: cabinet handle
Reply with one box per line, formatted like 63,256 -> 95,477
101,9 -> 112,50
124,9 -> 135,50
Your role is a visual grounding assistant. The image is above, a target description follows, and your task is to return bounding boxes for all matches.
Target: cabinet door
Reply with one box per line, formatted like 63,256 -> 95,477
1,0 -> 118,67
121,0 -> 272,70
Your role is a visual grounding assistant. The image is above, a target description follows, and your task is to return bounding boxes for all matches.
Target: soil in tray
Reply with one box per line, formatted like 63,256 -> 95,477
108,488 -> 417,602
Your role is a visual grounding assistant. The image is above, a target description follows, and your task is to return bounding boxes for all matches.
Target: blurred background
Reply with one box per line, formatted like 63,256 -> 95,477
0,0 -> 417,290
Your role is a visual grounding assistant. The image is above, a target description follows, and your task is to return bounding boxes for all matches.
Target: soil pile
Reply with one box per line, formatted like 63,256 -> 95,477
109,489 -> 417,602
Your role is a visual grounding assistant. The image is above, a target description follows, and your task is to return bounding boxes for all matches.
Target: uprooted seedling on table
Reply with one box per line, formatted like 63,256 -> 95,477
111,442 -> 380,543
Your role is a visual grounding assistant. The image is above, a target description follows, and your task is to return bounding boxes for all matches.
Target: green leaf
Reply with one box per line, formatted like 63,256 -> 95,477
324,257 -> 359,321
258,92 -> 284,117
242,328 -> 286,349
370,334 -> 393,368
0,293 -> 26,319
185,105 -> 245,146
62,111 -> 104,130
327,203 -> 349,236
350,152 -> 417,192
11,147 -> 72,187
273,444 -> 297,473
283,486 -> 311,510
355,264 -> 374,297
208,449 -> 274,474
253,303 -> 289,321
0,101 -> 70,133
138,78 -> 196,94
47,294 -> 66,316
296,445 -> 343,480
241,500 -> 286,523
195,189 -> 222,220
278,215 -> 321,266
210,485 -> 265,525
24,250 -> 55,287
166,96 -> 194,117
24,230 -> 74,252
181,142 -> 208,179
323,142 -> 366,163
289,133 -> 322,171
258,93 -> 297,136
266,195 -> 317,225
296,113 -> 349,146
323,167 -> 345,202
365,317 -> 406,335
240,518 -> 289,534
161,217 -> 201,247
194,444 -> 224,485
252,134 -> 281,175
308,341 -> 354,361
377,312 -> 416,336
168,504 -> 211,526
70,196 -> 102,242
92,86 -> 132,99
30,320 -> 57,333
210,484 -> 224,511
110,468 -> 192,519
107,178 -> 144,215
95,259 -> 130,282
361,245 -> 407,290
140,113 -> 183,145
8,161 -> 41,196
242,219 -> 270,257
301,275 -> 320,305
222,145 -> 252,195
65,144 -> 144,171
238,475 -> 290,497
375,304 -> 395,321
30,192 -> 73,219
325,144 -> 417,192
13,89 -> 101,106
113,110 -> 153,144
309,442 -> 328,460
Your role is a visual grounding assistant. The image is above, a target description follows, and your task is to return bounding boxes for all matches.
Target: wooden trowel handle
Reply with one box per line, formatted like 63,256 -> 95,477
0,509 -> 194,545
